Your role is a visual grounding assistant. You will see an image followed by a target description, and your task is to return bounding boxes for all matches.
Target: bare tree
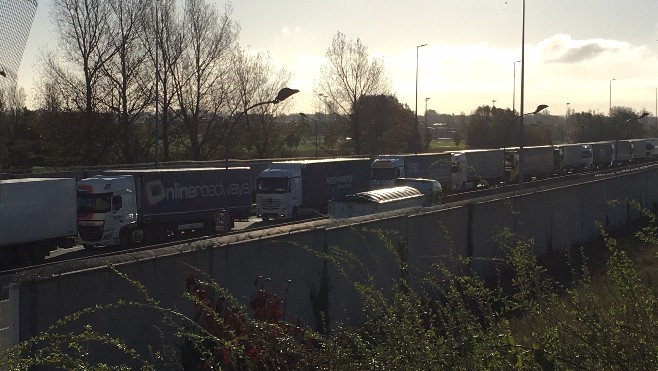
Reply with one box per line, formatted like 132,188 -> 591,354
173,0 -> 239,160
231,49 -> 291,158
143,0 -> 185,162
315,32 -> 390,154
51,0 -> 118,164
105,0 -> 152,164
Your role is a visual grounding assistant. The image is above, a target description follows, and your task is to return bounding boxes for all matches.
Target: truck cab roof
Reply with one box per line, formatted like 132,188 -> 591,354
78,175 -> 134,194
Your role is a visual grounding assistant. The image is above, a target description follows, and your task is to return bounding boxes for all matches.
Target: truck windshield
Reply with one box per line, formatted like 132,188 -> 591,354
77,193 -> 112,213
371,168 -> 396,180
257,178 -> 288,193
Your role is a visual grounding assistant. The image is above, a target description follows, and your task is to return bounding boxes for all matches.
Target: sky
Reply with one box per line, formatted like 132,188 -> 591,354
13,0 -> 658,118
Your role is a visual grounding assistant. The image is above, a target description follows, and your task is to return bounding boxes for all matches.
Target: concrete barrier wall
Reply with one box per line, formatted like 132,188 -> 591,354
4,166 -> 658,362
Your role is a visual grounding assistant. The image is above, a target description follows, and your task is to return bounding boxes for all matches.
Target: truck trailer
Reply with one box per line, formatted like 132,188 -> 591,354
583,141 -> 613,169
628,139 -> 649,162
256,158 -> 371,220
505,146 -> 555,183
77,167 -> 251,248
370,153 -> 451,190
554,144 -> 589,174
0,178 -> 77,268
612,140 -> 632,165
451,149 -> 505,190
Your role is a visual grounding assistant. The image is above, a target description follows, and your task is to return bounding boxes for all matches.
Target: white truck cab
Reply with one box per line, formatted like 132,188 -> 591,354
256,166 -> 302,220
370,156 -> 405,189
77,175 -> 139,247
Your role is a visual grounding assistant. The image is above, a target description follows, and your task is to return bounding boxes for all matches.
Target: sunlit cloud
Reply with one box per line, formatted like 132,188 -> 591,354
281,26 -> 301,36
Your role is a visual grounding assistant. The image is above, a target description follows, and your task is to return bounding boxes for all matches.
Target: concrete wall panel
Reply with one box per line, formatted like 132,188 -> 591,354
580,179 -> 610,241
406,206 -> 469,273
470,197 -> 516,277
512,190 -> 554,256
550,185 -> 584,250
605,175 -> 630,228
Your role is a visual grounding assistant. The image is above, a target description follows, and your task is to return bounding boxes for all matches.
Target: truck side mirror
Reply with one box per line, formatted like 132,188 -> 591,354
112,196 -> 122,212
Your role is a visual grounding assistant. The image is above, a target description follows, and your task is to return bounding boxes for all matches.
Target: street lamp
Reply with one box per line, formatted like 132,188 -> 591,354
425,97 -> 430,146
609,78 -> 616,115
225,87 -> 299,168
513,60 -> 520,113
415,43 -> 427,153
565,102 -> 570,143
318,94 -> 327,157
518,0 -> 527,187
154,0 -> 160,167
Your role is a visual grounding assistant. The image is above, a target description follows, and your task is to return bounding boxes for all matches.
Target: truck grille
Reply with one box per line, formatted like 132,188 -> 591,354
260,198 -> 283,211
78,225 -> 104,242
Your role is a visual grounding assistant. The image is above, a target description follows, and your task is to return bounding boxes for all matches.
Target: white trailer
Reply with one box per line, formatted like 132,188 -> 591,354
505,146 -> 555,182
628,139 -> 649,162
555,144 -> 588,173
0,178 -> 77,267
451,149 -> 505,190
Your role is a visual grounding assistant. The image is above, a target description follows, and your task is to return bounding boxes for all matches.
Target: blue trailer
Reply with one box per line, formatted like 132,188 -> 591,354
77,167 -> 251,247
256,158 -> 372,220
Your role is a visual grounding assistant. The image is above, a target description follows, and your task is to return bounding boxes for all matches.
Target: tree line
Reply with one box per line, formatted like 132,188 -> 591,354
0,0 -> 654,170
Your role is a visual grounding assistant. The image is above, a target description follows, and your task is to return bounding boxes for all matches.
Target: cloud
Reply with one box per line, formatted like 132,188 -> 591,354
539,34 -> 627,64
281,26 -> 301,36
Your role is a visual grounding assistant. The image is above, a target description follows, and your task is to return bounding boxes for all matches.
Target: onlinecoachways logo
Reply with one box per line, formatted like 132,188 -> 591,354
145,180 -> 250,206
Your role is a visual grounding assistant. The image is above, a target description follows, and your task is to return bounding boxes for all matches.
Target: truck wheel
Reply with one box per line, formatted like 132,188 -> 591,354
119,230 -> 133,248
82,244 -> 95,249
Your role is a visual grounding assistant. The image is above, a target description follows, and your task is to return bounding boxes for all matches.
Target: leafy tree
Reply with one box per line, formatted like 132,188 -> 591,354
465,105 -> 552,149
357,94 -> 413,155
571,107 -> 648,143
315,32 -> 390,155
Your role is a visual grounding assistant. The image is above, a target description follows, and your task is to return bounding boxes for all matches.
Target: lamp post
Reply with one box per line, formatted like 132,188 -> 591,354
225,88 -> 299,168
415,43 -> 427,153
518,0 -> 527,187
566,102 -> 570,143
609,78 -> 616,115
318,94 -> 327,157
424,97 -> 430,147
154,0 -> 160,167
513,60 -> 520,113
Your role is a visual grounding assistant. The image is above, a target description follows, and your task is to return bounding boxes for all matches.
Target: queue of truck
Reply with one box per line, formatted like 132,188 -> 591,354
3,137 -> 658,269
